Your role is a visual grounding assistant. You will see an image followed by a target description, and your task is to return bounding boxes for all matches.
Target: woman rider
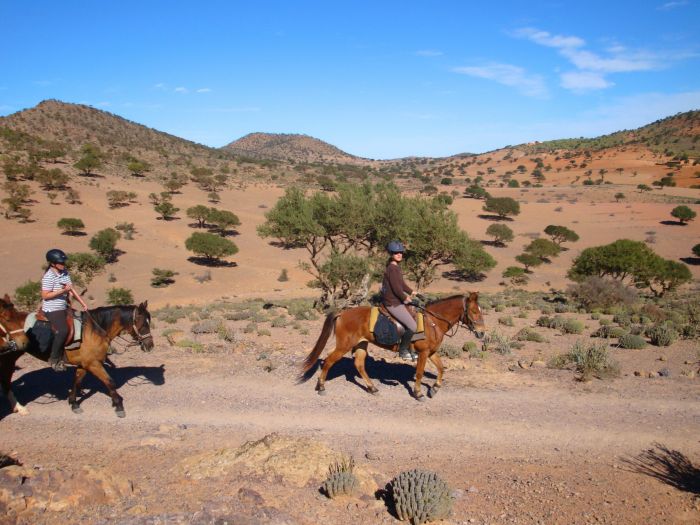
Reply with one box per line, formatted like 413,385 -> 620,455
41,249 -> 88,371
381,241 -> 418,361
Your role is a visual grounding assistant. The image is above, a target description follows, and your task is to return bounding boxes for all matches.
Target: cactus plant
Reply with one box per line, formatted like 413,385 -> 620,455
390,469 -> 452,525
321,456 -> 358,498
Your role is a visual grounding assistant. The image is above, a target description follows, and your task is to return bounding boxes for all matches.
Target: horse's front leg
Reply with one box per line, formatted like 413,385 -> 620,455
427,352 -> 444,398
86,361 -> 125,417
353,342 -> 378,394
1,357 -> 28,416
413,350 -> 429,401
68,368 -> 87,414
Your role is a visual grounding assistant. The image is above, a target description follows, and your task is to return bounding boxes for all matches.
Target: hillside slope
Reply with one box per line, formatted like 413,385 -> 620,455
223,132 -> 361,164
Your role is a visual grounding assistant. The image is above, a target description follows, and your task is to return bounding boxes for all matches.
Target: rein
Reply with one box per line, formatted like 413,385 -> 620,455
418,296 -> 472,338
110,307 -> 153,353
0,319 -> 24,352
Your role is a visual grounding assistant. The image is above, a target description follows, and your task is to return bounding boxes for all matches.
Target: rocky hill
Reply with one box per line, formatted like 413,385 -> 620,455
223,132 -> 361,164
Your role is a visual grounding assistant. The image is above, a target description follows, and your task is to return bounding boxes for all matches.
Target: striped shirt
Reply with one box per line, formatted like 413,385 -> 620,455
41,269 -> 72,312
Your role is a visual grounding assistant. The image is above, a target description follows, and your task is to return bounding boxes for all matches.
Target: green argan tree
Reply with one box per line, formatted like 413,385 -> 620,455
185,232 -> 238,263
670,205 -> 696,224
482,196 -> 520,219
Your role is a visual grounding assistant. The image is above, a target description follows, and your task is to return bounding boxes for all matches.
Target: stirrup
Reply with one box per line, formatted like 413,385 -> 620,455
398,349 -> 413,361
50,359 -> 66,372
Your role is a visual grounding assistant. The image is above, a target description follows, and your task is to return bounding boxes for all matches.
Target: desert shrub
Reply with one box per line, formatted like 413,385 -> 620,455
271,316 -> 288,328
618,334 -> 647,349
494,304 -> 505,313
670,205 -> 696,224
286,299 -> 318,320
482,330 -> 513,355
321,457 -> 358,499
554,303 -> 571,314
647,324 -> 678,347
89,228 -> 121,262
185,232 -> 238,262
191,319 -> 220,334
612,314 -> 632,328
438,343 -> 462,358
540,306 -> 554,315
225,310 -> 253,321
567,276 -> 638,311
462,341 -> 477,353
598,318 -> 612,326
549,340 -> 620,381
115,222 -> 136,240
498,315 -> 514,327
217,325 -> 237,343
592,325 -> 627,339
515,327 -> 547,343
57,217 -> 85,235
13,280 -> 41,311
151,268 -> 178,287
257,328 -> 272,336
590,313 -> 601,320
243,322 -> 257,334
536,315 -> 552,328
278,269 -> 289,282
483,196 -> 520,218
175,339 -> 205,352
106,287 -> 133,305
544,224 -> 579,246
486,223 -> 514,245
561,319 -> 584,334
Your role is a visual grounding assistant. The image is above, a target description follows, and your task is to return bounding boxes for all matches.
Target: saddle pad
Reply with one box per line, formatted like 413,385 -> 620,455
368,307 -> 424,334
25,312 -> 83,342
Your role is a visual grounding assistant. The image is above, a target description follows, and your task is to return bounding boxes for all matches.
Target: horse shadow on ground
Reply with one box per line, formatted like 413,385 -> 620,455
621,442 -> 700,494
316,355 -> 436,397
659,220 -> 688,226
187,257 -> 237,267
0,363 -> 165,418
680,256 -> 700,266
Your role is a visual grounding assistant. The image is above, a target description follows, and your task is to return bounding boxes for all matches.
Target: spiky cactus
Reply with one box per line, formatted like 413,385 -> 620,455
390,469 -> 452,525
321,456 -> 358,498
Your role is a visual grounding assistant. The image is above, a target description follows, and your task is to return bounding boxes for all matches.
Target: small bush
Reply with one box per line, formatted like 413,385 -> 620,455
494,304 -> 505,313
271,316 -> 289,328
191,319 -> 220,334
462,341 -> 478,353
549,340 -> 620,381
515,328 -> 547,343
257,328 -> 272,336
106,287 -> 133,305
243,322 -> 257,334
647,324 -> 678,347
217,325 -> 237,343
498,315 -> 514,327
13,280 -> 41,311
438,343 -> 462,358
277,269 -> 289,282
175,339 -> 205,352
618,334 -> 647,349
321,457 -> 358,499
561,319 -> 584,334
590,313 -> 601,320
592,325 -> 627,339
482,330 -> 513,355
286,299 -> 318,320
567,277 -> 638,311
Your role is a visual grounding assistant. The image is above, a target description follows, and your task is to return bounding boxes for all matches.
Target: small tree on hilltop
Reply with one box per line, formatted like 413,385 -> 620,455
524,238 -> 561,261
36,167 -> 70,190
483,197 -> 520,219
127,158 -> 151,177
515,253 -> 542,272
637,184 -> 652,193
614,192 -> 625,202
57,217 -> 85,235
187,205 -> 211,228
107,287 -> 134,306
66,252 -> 106,288
89,228 -> 121,262
464,185 -> 490,200
486,223 -> 514,246
544,225 -> 579,246
670,205 -> 696,225
207,208 -> 240,236
14,280 -> 42,310
73,144 -> 103,176
185,232 -> 238,263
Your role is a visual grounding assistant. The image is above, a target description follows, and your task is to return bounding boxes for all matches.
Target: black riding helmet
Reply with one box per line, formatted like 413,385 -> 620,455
386,240 -> 405,254
46,249 -> 68,265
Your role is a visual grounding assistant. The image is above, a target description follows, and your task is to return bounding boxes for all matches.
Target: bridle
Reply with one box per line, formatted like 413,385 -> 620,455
420,295 -> 482,338
114,307 -> 153,351
0,318 -> 25,353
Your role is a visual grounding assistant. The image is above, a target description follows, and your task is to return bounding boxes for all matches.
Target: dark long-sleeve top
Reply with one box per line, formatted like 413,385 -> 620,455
381,262 -> 413,306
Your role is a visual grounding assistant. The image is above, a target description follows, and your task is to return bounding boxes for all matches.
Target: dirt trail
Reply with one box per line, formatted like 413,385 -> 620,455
2,344 -> 699,524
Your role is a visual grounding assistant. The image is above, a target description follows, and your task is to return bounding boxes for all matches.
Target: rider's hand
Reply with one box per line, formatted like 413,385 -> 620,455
81,303 -> 89,312
63,284 -> 72,292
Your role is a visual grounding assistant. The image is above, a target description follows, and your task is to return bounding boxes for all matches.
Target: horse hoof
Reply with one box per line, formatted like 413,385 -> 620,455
317,389 -> 326,396
368,387 -> 379,395
116,409 -> 126,418
71,405 -> 83,414
428,385 -> 440,398
414,393 -> 426,402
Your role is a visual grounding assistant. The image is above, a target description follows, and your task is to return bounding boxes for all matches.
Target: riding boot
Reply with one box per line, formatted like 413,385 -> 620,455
398,329 -> 414,361
48,346 -> 66,372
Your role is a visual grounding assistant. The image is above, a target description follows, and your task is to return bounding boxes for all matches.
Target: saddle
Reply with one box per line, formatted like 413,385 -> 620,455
369,305 -> 425,346
27,310 -> 83,354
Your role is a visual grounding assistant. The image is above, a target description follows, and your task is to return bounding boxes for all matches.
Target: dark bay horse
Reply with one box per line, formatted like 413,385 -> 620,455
0,294 -> 153,417
301,293 -> 485,400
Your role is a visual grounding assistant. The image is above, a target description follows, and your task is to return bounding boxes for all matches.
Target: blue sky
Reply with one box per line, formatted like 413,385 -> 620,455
1,1 -> 699,159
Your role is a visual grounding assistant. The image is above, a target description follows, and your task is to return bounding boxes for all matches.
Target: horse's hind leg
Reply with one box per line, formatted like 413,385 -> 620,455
86,361 -> 125,417
68,368 -> 87,414
427,352 -> 444,398
412,351 -> 429,401
316,342 -> 353,395
353,342 -> 378,394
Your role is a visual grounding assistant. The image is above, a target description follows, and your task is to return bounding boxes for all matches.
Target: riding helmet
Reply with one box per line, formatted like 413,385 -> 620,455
386,240 -> 405,254
46,248 -> 68,264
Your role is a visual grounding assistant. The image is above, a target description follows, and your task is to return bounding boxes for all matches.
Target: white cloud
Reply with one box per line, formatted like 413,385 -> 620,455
657,1 -> 689,10
196,88 -> 212,93
153,83 -> 167,90
560,71 -> 613,92
559,48 -> 658,73
512,28 -> 584,50
415,50 -> 443,57
453,63 -> 548,98
174,87 -> 189,94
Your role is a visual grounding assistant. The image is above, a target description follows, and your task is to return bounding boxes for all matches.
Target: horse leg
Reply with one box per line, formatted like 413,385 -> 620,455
1,357 -> 27,416
86,361 -> 125,417
68,368 -> 87,414
412,351 -> 429,401
316,343 -> 352,395
353,342 -> 378,394
427,352 -> 444,398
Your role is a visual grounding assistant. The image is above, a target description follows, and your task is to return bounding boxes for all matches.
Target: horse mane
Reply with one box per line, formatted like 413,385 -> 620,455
425,294 -> 466,307
87,305 -> 134,331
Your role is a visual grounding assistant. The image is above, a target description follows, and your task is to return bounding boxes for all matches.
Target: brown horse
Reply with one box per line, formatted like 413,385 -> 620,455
0,294 -> 154,417
301,293 -> 485,400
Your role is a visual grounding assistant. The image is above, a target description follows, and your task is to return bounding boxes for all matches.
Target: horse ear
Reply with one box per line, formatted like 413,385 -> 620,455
140,300 -> 148,310
2,293 -> 10,302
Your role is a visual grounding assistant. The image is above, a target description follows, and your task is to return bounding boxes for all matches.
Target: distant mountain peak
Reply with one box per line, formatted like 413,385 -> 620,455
222,132 -> 361,163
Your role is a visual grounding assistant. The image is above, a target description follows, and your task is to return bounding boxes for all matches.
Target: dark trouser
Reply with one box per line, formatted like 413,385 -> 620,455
45,310 -> 68,362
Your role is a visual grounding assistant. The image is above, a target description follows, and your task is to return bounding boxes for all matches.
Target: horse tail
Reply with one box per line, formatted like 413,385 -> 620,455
299,311 -> 338,380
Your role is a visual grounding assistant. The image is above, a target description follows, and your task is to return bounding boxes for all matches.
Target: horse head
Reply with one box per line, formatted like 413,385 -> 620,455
131,301 -> 154,352
0,293 -> 29,352
462,292 -> 485,339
